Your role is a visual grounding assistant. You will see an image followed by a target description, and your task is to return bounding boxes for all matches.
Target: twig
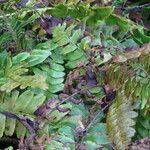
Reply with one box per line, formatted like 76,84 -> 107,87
0,7 -> 51,19
81,17 -> 88,37
86,101 -> 112,131
53,90 -> 82,109
51,84 -> 101,112
78,100 -> 113,145
118,3 -> 150,12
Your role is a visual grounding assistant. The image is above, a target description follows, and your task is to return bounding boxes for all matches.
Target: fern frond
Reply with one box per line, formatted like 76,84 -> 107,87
84,123 -> 110,149
52,23 -> 88,68
107,45 -> 150,111
33,48 -> 65,98
0,48 -> 52,92
0,62 -> 47,92
0,11 -> 36,51
135,112 -> 150,139
13,48 -> 51,67
0,90 -> 46,138
106,92 -> 138,150
44,112 -> 84,150
106,44 -> 150,149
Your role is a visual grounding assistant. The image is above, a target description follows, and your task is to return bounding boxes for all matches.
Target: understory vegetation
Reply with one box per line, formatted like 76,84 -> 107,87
0,0 -> 150,150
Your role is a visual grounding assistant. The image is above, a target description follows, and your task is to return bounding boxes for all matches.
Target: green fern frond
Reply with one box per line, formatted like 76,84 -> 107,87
0,62 -> 48,92
0,90 -> 46,138
33,48 -> 65,98
0,11 -> 36,51
52,23 -> 88,69
43,101 -> 89,150
13,48 -> 51,67
0,48 -> 52,92
84,123 -> 110,149
135,112 -> 150,139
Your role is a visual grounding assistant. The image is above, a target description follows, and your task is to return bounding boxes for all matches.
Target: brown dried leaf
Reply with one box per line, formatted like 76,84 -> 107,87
113,43 -> 150,63
128,137 -> 150,150
34,99 -> 58,118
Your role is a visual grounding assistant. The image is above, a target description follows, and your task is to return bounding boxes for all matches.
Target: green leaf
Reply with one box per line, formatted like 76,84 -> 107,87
88,7 -> 113,24
36,41 -> 58,51
89,87 -> 103,94
12,52 -> 30,64
106,14 -> 131,30
5,118 -> 16,136
26,94 -> 46,114
84,141 -> 100,150
0,51 -> 8,68
50,52 -> 64,64
26,50 -> 51,67
4,146 -> 13,150
50,4 -> 68,17
132,29 -> 150,44
48,69 -> 65,78
85,134 -> 109,145
66,49 -> 84,61
58,126 -> 74,138
16,121 -> 26,138
47,76 -> 64,85
48,83 -> 64,93
45,141 -> 63,150
88,123 -> 107,134
62,44 -> 77,54
14,90 -> 34,112
70,104 -> 89,118
0,113 -> 6,138
69,5 -> 90,19
66,56 -> 87,69
50,60 -> 65,72
137,126 -> 149,138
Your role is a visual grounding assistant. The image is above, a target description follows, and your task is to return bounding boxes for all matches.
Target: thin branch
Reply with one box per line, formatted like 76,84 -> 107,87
78,100 -> 113,145
86,101 -> 112,131
53,90 -> 81,109
118,3 -> 150,12
51,84 -> 101,112
0,7 -> 51,19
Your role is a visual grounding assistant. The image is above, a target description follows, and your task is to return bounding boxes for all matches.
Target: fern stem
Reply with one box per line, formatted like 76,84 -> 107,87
51,85 -> 101,112
78,100 -> 113,146
86,101 -> 113,131
0,7 -> 52,19
81,17 -> 88,37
